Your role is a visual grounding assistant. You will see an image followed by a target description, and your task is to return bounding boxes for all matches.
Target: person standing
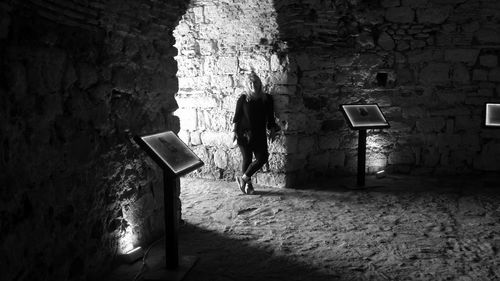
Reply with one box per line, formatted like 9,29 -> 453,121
232,72 -> 279,195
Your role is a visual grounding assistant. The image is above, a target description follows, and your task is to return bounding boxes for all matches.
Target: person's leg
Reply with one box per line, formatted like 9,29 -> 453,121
243,143 -> 268,179
238,144 -> 253,174
237,144 -> 253,194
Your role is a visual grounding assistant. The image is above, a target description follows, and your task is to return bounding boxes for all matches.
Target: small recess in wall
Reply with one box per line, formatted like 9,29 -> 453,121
376,72 -> 388,87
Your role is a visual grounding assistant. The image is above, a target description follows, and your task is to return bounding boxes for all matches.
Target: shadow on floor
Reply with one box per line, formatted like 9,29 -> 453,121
106,222 -> 348,281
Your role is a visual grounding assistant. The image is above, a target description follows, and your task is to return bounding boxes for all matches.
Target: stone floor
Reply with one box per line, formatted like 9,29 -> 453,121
107,174 -> 500,281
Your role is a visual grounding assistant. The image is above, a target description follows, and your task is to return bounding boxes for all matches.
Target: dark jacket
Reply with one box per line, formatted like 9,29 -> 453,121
232,94 -> 278,146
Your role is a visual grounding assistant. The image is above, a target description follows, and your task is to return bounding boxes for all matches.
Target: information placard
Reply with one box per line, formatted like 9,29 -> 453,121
484,103 -> 500,128
340,104 -> 390,129
134,131 -> 204,176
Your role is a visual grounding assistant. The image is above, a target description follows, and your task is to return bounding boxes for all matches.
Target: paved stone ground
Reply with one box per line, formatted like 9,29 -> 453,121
108,175 -> 500,281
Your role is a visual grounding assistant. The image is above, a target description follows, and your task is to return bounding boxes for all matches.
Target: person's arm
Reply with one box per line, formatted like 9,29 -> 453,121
266,94 -> 278,130
265,94 -> 280,140
232,95 -> 245,139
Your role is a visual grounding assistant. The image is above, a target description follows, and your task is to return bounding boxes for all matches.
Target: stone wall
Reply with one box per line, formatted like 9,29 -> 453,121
174,0 -> 291,187
175,0 -> 500,188
0,0 -> 188,280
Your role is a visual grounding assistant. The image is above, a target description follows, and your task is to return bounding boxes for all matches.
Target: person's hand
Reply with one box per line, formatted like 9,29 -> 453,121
268,127 -> 279,142
232,132 -> 238,147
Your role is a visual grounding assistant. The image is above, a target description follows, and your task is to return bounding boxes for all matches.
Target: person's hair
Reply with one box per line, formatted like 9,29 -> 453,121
243,72 -> 266,101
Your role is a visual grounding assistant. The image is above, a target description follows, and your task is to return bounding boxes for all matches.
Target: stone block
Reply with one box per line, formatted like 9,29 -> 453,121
77,63 -> 98,89
445,118 -> 454,134
216,56 -> 238,74
381,0 -> 400,8
190,131 -> 202,145
178,76 -> 210,90
200,131 -> 233,147
461,134 -> 480,151
309,153 -> 329,170
422,147 -> 440,167
177,96 -> 217,109
298,136 -> 317,154
175,108 -> 197,131
0,10 -> 10,39
378,32 -> 395,50
385,7 -> 414,23
357,54 -> 384,66
284,155 -> 307,172
279,112 -> 309,132
475,29 -> 500,44
401,0 -> 428,7
452,63 -> 470,84
267,154 -> 286,172
397,67 -> 413,84
407,49 -> 443,64
329,151 -> 346,167
396,40 -> 410,51
318,134 -> 341,150
410,40 -> 426,50
268,72 -> 294,85
473,142 -> 500,171
270,54 -> 281,72
455,116 -> 480,132
178,130 -> 190,145
479,55 -> 498,68
43,49 -> 67,92
357,32 -> 375,48
193,6 -> 204,24
113,67 -> 136,93
472,69 -> 488,81
416,6 -> 451,24
199,39 -> 218,56
254,172 -> 286,188
272,94 -> 290,114
477,88 -> 493,97
388,149 -> 415,165
419,63 -> 450,84
197,109 -> 229,131
8,61 -> 27,101
213,149 -> 228,169
416,117 -> 445,133
444,49 -> 479,65
211,75 -> 233,89
367,153 -> 387,171
488,68 -> 500,82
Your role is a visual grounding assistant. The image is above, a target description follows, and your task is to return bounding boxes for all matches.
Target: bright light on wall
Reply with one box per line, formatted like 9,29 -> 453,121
119,224 -> 138,254
366,133 -> 389,173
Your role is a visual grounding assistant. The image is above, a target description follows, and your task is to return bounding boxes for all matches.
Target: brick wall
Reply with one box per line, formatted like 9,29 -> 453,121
0,0 -> 188,280
175,0 -> 500,187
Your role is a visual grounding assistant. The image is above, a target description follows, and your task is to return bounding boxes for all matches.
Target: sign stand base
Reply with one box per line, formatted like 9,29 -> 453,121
143,255 -> 198,281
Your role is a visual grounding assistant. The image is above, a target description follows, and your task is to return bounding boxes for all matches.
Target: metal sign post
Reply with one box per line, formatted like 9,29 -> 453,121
340,104 -> 390,188
134,131 -> 204,280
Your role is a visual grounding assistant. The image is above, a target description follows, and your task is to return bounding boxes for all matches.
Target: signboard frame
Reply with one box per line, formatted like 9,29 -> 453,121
484,102 -> 500,129
339,104 -> 390,130
134,131 -> 204,177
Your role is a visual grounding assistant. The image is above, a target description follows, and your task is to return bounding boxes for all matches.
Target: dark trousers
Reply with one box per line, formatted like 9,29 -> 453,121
238,140 -> 269,178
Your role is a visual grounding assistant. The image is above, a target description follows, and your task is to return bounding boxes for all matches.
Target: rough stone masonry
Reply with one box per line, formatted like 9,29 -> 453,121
1,0 -> 189,280
174,0 -> 500,188
2,0 -> 500,280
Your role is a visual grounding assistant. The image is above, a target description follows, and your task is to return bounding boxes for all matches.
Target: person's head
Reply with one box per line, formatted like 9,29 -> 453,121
243,72 -> 265,101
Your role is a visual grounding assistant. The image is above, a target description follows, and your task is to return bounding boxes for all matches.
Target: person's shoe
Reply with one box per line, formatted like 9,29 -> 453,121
236,176 -> 246,194
245,181 -> 255,195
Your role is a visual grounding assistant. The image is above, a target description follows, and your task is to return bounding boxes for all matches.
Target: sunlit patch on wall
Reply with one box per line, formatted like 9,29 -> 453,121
119,223 -> 138,254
